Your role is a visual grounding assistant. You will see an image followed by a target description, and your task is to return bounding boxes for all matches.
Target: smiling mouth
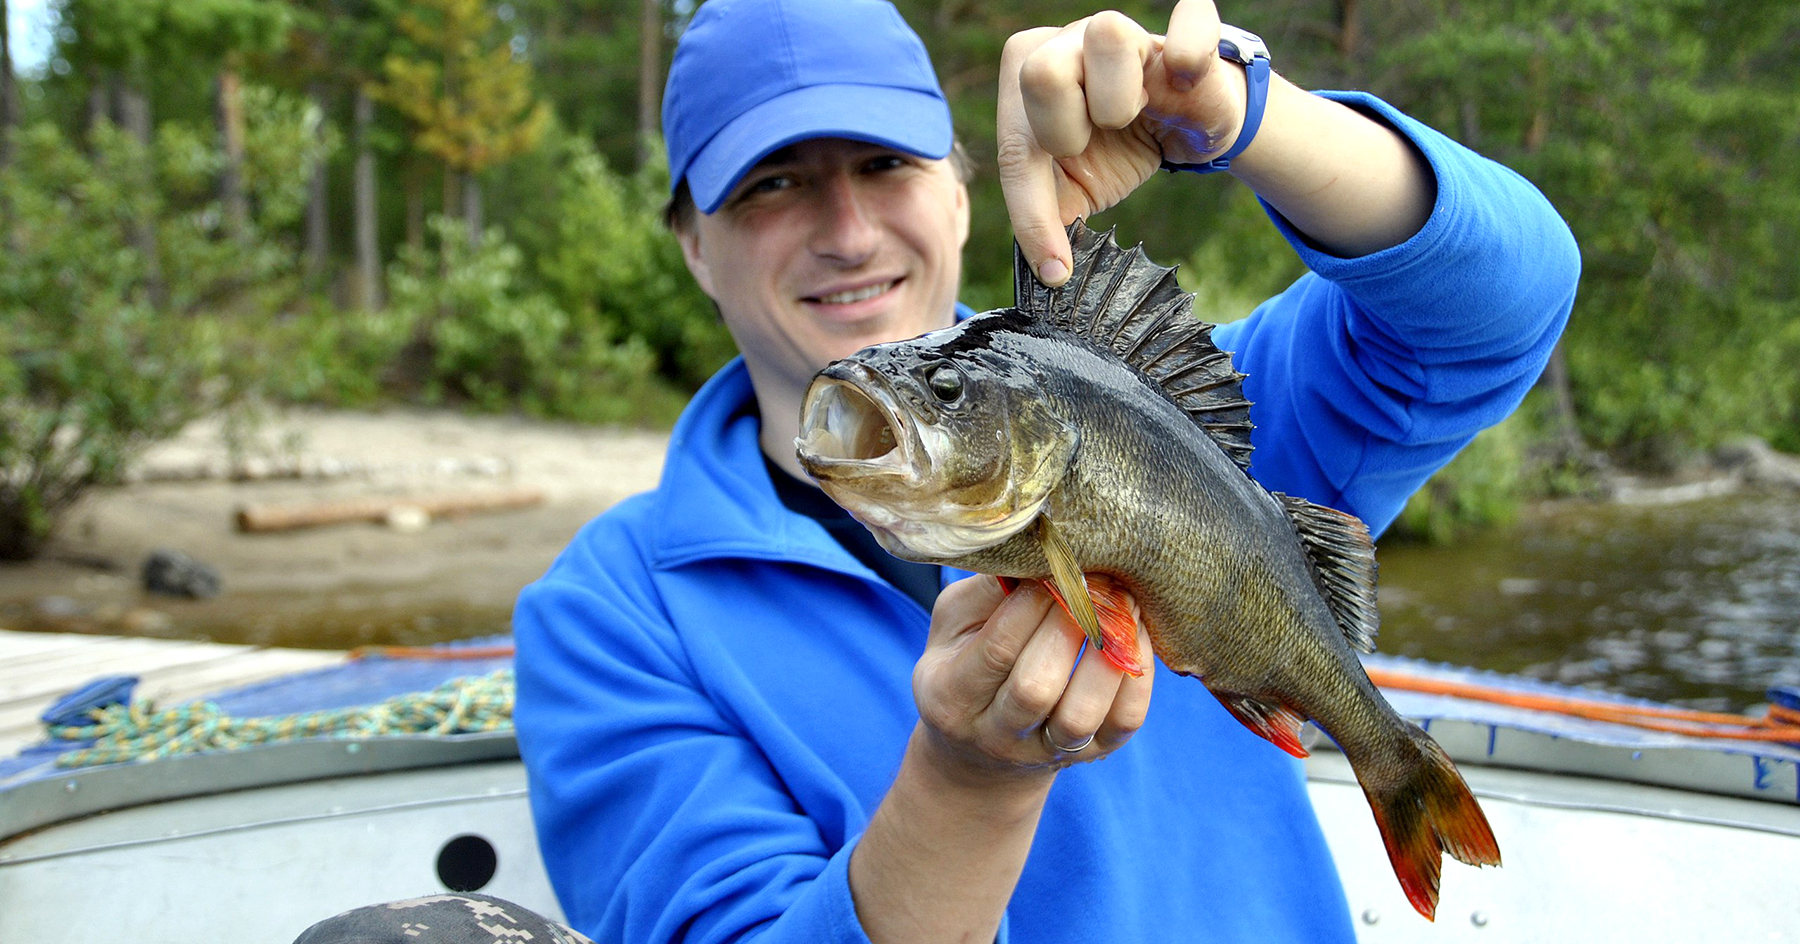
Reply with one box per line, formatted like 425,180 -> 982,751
807,279 -> 900,306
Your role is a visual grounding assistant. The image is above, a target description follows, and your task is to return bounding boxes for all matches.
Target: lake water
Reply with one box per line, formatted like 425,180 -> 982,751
20,488 -> 1793,715
1374,490 -> 1800,712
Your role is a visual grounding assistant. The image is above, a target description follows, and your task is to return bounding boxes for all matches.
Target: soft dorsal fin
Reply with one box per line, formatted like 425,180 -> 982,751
1276,493 -> 1379,653
1014,220 -> 1253,470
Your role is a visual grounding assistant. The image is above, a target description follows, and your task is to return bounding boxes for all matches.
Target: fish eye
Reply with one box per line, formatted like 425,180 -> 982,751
927,364 -> 964,404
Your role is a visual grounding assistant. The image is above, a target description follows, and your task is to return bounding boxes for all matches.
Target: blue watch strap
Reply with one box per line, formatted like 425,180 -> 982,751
1160,54 -> 1272,175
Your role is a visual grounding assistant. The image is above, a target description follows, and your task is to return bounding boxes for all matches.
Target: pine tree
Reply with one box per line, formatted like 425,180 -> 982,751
369,0 -> 549,242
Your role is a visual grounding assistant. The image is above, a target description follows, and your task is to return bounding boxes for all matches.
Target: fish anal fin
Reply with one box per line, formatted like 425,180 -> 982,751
1014,221 -> 1254,472
1216,693 -> 1311,758
1362,729 -> 1503,921
1276,493 -> 1380,653
1040,574 -> 1144,676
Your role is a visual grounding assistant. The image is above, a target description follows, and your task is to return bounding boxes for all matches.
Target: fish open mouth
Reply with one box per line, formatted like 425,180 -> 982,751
795,373 -> 915,479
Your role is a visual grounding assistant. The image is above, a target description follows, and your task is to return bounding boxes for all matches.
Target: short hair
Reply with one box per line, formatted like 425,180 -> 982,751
663,140 -> 976,233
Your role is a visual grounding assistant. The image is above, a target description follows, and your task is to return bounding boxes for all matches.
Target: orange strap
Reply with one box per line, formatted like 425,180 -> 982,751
342,641 -> 1799,744
348,644 -> 518,661
1365,666 -> 1800,744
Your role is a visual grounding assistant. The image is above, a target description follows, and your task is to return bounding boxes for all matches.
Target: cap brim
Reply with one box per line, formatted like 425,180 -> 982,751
685,84 -> 954,214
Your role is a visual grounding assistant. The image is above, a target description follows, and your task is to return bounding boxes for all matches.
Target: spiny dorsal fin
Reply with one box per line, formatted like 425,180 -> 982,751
1276,493 -> 1379,653
1014,220 -> 1253,470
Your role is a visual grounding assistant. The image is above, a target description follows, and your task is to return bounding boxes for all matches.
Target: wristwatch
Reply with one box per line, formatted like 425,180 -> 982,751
1161,24 -> 1272,174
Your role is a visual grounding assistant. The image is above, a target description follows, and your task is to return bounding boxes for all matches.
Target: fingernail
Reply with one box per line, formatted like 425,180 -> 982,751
1038,258 -> 1069,285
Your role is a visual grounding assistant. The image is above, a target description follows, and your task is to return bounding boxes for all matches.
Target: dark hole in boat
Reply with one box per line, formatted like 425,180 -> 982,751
436,833 -> 498,892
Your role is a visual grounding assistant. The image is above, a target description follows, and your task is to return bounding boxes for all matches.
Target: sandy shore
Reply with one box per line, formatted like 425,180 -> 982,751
0,408 -> 671,650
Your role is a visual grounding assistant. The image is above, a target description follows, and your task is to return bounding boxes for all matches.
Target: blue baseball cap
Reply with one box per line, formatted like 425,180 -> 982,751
662,0 -> 955,215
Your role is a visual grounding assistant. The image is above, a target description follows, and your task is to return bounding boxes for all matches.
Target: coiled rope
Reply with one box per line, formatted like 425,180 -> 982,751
46,669 -> 515,769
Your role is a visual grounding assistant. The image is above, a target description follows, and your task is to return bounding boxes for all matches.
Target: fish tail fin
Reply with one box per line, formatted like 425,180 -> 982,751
1037,576 -> 1144,676
1362,727 -> 1502,920
1216,693 -> 1311,758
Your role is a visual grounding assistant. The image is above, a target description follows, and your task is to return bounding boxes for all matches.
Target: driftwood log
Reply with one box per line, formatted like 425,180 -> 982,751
235,487 -> 546,533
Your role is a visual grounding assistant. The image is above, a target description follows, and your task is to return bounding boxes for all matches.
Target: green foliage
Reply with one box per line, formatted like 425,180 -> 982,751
258,303 -> 413,407
381,216 -> 686,425
1370,0 -> 1800,464
0,119 -> 300,558
18,0 -> 1800,542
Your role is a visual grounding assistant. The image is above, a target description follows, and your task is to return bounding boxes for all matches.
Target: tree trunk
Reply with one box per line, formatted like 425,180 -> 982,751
304,82 -> 331,289
215,66 -> 249,239
1542,340 -> 1586,455
462,170 -> 482,244
1334,0 -> 1360,57
2,0 -> 16,245
404,160 -> 424,252
636,0 -> 661,168
441,163 -> 459,225
117,79 -> 151,146
353,88 -> 383,310
116,74 -> 167,308
86,70 -> 110,137
1,0 -> 16,173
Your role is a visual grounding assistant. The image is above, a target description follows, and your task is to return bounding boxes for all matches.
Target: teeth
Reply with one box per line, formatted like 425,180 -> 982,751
815,282 -> 892,305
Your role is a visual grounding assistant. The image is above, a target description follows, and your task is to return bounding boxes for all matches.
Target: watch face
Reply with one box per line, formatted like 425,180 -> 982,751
1217,25 -> 1269,65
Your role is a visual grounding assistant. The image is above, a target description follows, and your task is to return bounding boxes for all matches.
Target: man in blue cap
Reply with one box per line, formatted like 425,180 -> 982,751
297,0 -> 1576,941
515,0 -> 1576,941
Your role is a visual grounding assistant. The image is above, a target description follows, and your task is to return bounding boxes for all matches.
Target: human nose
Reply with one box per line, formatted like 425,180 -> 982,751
808,174 -> 879,265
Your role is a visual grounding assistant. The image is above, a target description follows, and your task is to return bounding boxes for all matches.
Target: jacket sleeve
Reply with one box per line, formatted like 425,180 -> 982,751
512,509 -> 875,944
1210,91 -> 1580,536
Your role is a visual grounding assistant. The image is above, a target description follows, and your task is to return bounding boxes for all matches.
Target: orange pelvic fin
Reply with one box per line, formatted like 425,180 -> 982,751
1039,575 -> 1144,676
1364,729 -> 1503,920
1216,693 -> 1311,758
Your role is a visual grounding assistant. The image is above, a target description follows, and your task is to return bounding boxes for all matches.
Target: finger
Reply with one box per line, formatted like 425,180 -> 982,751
951,579 -> 1057,699
1082,11 -> 1153,130
925,573 -> 1009,650
1093,620 -> 1155,752
985,595 -> 1086,733
1041,641 -> 1128,753
998,27 -> 1075,286
1018,22 -> 1094,158
1161,0 -> 1223,92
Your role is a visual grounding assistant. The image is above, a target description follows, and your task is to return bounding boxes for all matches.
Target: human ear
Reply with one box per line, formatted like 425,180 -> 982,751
675,224 -> 717,298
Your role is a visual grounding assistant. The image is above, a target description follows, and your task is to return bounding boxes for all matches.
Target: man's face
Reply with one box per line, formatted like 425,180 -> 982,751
676,137 -> 971,402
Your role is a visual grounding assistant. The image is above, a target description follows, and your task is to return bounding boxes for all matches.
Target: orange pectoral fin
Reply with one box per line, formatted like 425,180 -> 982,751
1040,576 -> 1145,677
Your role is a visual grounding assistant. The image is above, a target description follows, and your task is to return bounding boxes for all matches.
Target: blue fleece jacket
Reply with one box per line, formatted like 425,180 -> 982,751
513,93 -> 1578,944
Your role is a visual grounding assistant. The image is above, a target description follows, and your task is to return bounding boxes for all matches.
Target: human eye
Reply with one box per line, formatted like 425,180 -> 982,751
728,172 -> 797,207
863,154 -> 910,174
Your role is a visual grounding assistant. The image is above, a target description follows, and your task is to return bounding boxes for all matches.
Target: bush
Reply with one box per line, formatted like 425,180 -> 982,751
0,123 -> 285,558
382,216 -> 687,425
515,133 -> 737,390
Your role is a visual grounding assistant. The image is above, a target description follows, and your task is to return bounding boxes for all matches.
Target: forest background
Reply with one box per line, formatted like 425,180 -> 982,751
2,0 -> 1797,560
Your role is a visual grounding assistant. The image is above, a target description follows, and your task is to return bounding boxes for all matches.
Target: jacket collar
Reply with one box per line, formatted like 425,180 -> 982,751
648,358 -> 854,572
